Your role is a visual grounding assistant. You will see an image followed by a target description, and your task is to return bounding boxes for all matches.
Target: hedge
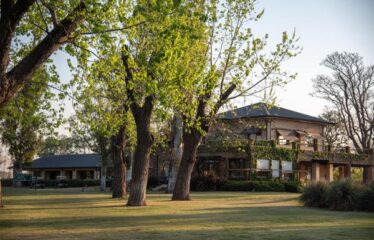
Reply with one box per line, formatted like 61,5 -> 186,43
219,180 -> 301,192
300,180 -> 374,212
1,179 -> 13,187
189,172 -> 303,192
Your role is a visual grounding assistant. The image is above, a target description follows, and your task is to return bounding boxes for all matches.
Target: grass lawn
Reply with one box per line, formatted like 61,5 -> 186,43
0,187 -> 373,240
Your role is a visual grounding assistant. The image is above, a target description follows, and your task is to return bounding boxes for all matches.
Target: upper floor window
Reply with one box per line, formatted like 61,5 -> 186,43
305,135 -> 314,147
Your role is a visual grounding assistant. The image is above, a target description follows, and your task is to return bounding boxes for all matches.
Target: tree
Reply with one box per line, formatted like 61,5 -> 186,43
312,52 -> 374,153
0,159 -> 5,207
0,0 -> 88,108
319,108 -> 349,150
172,0 -> 300,200
71,50 -> 132,194
39,134 -> 90,156
0,67 -> 60,186
121,0 -> 208,206
167,114 -> 183,193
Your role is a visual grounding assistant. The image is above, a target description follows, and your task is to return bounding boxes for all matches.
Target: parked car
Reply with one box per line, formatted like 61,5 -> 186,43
31,179 -> 46,189
57,180 -> 68,188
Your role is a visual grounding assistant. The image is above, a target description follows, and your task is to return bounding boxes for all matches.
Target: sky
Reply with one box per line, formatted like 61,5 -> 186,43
52,0 -> 374,123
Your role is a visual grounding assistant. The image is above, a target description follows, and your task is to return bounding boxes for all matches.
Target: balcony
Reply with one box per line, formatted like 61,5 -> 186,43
198,140 -> 372,165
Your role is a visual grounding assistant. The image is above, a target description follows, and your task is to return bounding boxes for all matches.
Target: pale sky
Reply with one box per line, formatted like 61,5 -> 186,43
52,0 -> 374,123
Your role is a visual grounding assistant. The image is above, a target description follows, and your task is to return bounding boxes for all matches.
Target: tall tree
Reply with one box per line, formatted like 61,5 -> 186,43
121,0 -> 208,206
172,0 -> 300,200
0,67 -> 61,186
312,52 -> 374,153
319,108 -> 349,150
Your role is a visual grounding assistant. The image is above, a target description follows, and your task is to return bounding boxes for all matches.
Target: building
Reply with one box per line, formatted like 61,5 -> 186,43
28,154 -> 101,180
196,103 -> 374,183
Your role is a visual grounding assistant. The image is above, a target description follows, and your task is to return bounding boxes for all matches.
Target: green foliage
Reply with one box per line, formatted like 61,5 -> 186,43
0,179 -> 13,187
219,180 -> 300,192
282,181 -> 303,193
299,182 -> 328,208
39,135 -> 90,156
172,0 -> 301,134
300,180 -> 374,212
252,146 -> 298,161
0,68 -> 62,168
190,173 -> 226,191
325,180 -> 360,211
357,183 -> 374,212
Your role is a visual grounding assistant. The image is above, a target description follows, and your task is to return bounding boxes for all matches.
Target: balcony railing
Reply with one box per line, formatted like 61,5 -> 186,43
198,140 -> 371,164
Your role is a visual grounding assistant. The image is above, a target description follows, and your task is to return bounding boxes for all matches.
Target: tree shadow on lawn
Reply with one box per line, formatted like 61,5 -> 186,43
1,204 -> 373,228
1,205 -> 374,240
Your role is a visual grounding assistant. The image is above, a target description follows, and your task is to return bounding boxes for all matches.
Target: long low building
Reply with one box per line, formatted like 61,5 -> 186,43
28,154 -> 101,180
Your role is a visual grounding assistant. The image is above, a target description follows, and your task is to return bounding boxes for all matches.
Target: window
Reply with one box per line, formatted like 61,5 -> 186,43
278,135 -> 287,145
305,135 -> 314,147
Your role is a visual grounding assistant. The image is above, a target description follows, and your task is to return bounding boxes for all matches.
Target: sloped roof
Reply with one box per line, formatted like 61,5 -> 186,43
219,103 -> 331,124
30,154 -> 101,169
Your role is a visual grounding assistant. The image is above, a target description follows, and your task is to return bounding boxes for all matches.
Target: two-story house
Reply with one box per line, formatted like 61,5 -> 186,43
197,103 -> 374,183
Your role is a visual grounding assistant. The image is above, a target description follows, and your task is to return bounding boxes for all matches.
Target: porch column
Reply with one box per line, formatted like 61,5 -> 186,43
299,163 -> 306,182
72,170 -> 77,180
338,166 -> 345,180
344,164 -> 352,179
326,163 -> 334,182
93,170 -> 99,180
60,170 -> 65,179
363,166 -> 374,183
311,162 -> 320,181
40,170 -> 45,180
266,120 -> 272,140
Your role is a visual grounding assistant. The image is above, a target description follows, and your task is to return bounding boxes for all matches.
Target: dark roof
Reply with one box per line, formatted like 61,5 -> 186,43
219,102 -> 331,124
30,154 -> 101,169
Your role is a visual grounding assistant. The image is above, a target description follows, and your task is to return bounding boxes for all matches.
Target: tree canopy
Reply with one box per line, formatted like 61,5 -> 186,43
313,52 -> 374,153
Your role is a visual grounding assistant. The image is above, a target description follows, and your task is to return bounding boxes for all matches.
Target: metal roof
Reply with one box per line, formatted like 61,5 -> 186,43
30,154 -> 101,169
219,102 -> 331,124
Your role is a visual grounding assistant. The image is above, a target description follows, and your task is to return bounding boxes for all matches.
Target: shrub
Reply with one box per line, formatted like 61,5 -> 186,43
220,180 -> 297,192
191,174 -> 226,191
147,176 -> 160,189
43,179 -> 101,188
325,180 -> 359,211
357,183 -> 374,212
299,182 -> 328,208
220,180 -> 251,191
283,181 -> 303,193
1,179 -> 13,187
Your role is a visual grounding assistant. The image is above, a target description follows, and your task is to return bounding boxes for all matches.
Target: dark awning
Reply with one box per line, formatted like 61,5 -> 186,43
242,128 -> 262,135
276,129 -> 299,141
295,130 -> 307,137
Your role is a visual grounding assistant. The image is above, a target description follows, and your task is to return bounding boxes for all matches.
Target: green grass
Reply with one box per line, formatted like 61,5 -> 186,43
1,187 -> 373,240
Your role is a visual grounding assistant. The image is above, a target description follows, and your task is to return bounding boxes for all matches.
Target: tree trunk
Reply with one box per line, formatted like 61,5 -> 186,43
0,179 -> 3,208
100,166 -> 107,192
12,161 -> 22,187
111,126 -> 127,198
127,107 -> 154,206
172,129 -> 202,200
167,114 -> 183,193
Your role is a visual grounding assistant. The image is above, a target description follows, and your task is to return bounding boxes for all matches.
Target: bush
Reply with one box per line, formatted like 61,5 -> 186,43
325,180 -> 359,211
357,183 -> 374,212
299,182 -> 328,208
219,180 -> 299,192
191,174 -> 226,191
43,179 -> 101,188
283,181 -> 303,193
1,179 -> 13,187
147,176 -> 160,189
